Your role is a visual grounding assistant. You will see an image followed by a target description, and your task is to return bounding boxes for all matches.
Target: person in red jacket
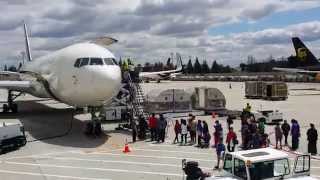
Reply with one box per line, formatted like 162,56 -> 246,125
226,127 -> 237,152
148,113 -> 157,141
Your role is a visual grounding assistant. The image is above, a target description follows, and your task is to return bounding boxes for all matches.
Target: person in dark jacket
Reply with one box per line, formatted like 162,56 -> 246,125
202,121 -> 209,135
213,120 -> 223,147
132,119 -> 137,143
197,120 -> 203,147
251,132 -> 261,149
275,123 -> 283,149
173,120 -> 181,144
291,119 -> 300,151
138,116 -> 148,140
157,114 -> 167,143
307,123 -> 318,155
226,115 -> 233,129
281,120 -> 290,145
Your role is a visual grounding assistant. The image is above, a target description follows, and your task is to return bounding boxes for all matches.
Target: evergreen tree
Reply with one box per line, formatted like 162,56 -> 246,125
166,57 -> 171,66
201,60 -> 210,74
186,59 -> 193,74
211,60 -> 220,73
8,66 -> 17,72
193,57 -> 201,74
4,65 -> 7,71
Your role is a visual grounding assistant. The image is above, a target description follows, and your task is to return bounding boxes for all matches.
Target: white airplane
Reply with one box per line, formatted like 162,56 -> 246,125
139,53 -> 184,83
0,23 -> 122,121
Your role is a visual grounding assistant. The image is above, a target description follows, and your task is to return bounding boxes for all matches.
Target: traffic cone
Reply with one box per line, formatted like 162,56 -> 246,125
122,139 -> 131,153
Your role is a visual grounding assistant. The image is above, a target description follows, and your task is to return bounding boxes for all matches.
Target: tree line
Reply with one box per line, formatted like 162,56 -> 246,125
185,57 -> 235,74
239,55 -> 317,72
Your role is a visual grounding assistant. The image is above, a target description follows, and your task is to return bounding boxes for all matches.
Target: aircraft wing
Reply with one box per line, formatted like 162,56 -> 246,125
0,81 -> 31,91
139,68 -> 182,77
139,53 -> 184,78
273,67 -> 319,75
0,71 -> 32,91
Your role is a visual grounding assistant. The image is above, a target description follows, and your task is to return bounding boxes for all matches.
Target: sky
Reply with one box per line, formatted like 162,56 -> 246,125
1,0 -> 320,67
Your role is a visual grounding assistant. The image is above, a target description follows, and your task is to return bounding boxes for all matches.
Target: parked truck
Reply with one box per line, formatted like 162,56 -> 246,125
0,123 -> 26,154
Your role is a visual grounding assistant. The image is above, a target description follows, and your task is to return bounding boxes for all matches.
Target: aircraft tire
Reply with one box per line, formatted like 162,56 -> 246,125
3,104 -> 9,113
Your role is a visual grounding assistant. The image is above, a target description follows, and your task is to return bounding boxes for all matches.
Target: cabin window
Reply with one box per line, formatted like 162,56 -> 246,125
104,58 -> 115,65
79,58 -> 89,67
90,58 -> 103,65
74,59 -> 81,67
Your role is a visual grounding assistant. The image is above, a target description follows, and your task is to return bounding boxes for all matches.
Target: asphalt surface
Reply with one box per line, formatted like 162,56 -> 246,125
0,82 -> 320,180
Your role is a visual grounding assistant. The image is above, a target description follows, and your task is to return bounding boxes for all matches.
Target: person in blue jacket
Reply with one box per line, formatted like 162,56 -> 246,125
214,138 -> 225,169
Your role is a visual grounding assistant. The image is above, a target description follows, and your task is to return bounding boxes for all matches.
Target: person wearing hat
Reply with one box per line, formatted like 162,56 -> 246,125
307,123 -> 318,155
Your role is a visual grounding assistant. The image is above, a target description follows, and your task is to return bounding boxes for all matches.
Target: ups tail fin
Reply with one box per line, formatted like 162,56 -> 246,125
292,37 -> 318,65
23,22 -> 32,61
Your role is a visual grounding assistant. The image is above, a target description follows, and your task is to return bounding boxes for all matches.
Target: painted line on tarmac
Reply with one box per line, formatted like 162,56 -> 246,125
3,150 -> 77,160
77,151 -> 215,162
133,148 -> 214,156
0,169 -> 111,180
148,143 -> 200,148
30,156 -> 213,170
5,161 -> 183,177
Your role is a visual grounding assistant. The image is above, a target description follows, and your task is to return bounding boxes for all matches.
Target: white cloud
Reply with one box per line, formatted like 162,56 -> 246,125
0,0 -> 320,67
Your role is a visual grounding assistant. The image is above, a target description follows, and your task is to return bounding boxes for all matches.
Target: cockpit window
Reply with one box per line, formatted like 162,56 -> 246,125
79,58 -> 89,67
74,59 -> 81,67
90,58 -> 103,65
104,58 -> 115,65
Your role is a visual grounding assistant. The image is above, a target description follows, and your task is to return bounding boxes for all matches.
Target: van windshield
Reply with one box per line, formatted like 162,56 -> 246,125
249,159 -> 290,180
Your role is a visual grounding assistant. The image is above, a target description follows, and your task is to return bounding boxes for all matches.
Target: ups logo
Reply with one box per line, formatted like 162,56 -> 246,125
297,48 -> 307,61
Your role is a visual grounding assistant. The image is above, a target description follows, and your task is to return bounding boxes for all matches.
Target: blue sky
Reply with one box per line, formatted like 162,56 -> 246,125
209,7 -> 320,36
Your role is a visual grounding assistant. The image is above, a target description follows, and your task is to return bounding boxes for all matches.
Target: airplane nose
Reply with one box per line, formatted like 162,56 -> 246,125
93,66 -> 122,102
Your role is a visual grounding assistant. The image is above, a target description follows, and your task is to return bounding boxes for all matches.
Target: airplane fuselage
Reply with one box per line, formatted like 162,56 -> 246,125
22,43 -> 122,107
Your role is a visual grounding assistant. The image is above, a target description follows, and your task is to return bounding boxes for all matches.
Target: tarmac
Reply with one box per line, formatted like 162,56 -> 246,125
0,81 -> 320,180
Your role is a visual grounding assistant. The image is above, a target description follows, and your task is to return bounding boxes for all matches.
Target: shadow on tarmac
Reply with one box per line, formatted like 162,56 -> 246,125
0,100 -> 110,148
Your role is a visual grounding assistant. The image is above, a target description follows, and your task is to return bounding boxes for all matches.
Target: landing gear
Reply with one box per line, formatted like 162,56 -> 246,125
2,90 -> 21,113
84,106 -> 103,136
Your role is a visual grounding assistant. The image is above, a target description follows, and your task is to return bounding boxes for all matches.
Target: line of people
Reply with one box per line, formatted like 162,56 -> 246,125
275,119 -> 318,155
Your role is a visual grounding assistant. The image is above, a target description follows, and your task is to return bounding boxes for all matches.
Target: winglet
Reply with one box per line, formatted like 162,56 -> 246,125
23,22 -> 32,61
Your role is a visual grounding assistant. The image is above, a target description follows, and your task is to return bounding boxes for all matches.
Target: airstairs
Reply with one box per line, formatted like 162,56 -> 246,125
126,73 -> 149,120
109,72 -> 149,125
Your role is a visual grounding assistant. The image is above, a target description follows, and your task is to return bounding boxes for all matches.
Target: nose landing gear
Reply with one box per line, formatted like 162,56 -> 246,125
84,106 -> 103,136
